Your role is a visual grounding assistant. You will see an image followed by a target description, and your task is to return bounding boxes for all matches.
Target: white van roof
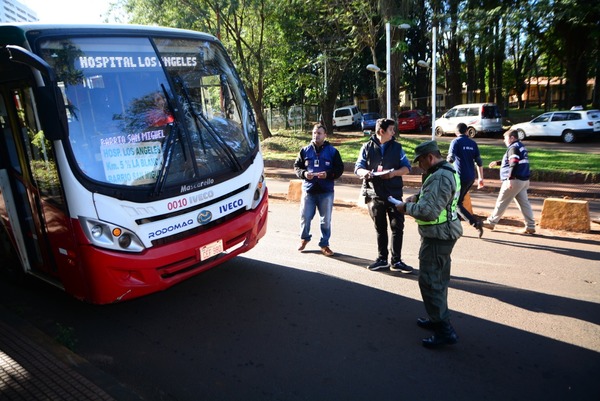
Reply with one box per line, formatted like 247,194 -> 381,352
452,103 -> 497,108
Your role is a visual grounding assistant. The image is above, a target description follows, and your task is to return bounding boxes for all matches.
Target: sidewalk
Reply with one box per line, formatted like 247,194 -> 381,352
0,305 -> 142,401
264,164 -> 600,226
264,163 -> 600,199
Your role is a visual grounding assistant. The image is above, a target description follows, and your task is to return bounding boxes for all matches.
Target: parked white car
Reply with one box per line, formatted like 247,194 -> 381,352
333,105 -> 362,130
434,103 -> 503,138
510,109 -> 600,143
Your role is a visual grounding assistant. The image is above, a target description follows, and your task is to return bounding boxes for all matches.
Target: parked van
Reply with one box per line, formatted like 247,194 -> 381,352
333,105 -> 362,130
434,103 -> 503,137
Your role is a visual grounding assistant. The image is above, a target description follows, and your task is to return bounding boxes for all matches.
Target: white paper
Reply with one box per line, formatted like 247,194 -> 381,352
372,168 -> 394,177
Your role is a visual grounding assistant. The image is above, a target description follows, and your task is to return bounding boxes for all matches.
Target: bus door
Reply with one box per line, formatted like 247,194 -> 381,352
0,82 -> 65,282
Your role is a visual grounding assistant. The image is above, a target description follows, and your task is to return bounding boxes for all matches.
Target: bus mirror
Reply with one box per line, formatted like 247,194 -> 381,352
33,85 -> 67,141
5,45 -> 66,141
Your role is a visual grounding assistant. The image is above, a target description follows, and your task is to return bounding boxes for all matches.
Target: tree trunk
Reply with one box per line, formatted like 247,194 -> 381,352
246,89 -> 272,139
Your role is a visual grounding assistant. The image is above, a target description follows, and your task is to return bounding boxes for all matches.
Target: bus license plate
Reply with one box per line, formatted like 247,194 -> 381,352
200,239 -> 223,261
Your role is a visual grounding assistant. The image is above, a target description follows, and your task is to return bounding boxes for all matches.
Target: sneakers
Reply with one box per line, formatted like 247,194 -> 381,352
367,258 -> 389,271
390,260 -> 413,274
482,219 -> 495,230
297,239 -> 309,251
522,227 -> 536,234
320,246 -> 334,257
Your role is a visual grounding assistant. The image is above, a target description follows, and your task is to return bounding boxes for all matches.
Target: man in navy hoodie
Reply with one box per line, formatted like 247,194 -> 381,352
447,123 -> 485,237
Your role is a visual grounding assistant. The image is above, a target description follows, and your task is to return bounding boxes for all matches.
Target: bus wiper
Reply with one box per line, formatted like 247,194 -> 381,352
174,77 -> 242,171
160,84 -> 187,162
152,121 -> 178,197
152,85 -> 186,197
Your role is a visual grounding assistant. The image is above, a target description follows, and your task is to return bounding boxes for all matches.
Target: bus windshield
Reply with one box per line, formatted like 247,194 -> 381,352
38,36 -> 258,189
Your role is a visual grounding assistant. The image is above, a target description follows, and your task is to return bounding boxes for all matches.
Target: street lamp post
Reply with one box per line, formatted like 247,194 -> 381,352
366,22 -> 411,120
417,26 -> 437,141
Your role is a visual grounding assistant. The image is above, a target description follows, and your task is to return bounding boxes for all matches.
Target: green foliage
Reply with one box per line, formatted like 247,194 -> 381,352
120,0 -> 599,116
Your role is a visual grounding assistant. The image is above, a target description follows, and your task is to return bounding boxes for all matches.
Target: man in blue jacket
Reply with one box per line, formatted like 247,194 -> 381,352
483,129 -> 536,233
294,123 -> 344,256
354,118 -> 413,273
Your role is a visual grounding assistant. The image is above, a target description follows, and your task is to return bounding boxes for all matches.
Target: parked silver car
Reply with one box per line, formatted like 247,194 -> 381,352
510,109 -> 600,143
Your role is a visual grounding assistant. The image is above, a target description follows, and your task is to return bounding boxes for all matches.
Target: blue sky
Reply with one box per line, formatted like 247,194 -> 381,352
22,0 -> 114,24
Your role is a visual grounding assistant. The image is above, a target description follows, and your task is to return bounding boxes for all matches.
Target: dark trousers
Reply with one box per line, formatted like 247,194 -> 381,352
367,197 -> 405,262
418,237 -> 457,323
457,178 -> 478,227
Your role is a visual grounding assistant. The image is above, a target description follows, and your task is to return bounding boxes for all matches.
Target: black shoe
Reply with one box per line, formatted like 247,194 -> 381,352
474,221 -> 484,238
422,322 -> 458,349
422,333 -> 458,348
416,317 -> 436,331
390,260 -> 413,273
367,258 -> 388,271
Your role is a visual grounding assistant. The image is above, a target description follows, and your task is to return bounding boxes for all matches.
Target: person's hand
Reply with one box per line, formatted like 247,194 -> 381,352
488,161 -> 498,168
394,201 -> 406,213
361,170 -> 373,180
405,194 -> 417,203
477,178 -> 484,189
317,171 -> 327,179
305,172 -> 315,180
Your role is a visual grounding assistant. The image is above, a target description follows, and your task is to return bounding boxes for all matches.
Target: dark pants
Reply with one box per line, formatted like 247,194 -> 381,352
367,197 -> 405,262
418,237 -> 457,323
457,178 -> 478,227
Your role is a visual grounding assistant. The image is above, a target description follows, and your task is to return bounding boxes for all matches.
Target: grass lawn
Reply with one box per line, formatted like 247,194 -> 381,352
261,129 -> 600,175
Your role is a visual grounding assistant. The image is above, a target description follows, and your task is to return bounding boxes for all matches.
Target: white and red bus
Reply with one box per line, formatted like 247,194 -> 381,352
0,24 -> 268,304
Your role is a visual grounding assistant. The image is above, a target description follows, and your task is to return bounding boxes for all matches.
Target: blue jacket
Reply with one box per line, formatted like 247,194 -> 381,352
500,141 -> 530,181
294,141 -> 344,193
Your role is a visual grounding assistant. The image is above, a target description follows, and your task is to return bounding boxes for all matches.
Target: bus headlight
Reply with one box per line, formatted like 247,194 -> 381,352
251,174 -> 266,208
118,234 -> 132,249
78,217 -> 145,253
91,225 -> 103,238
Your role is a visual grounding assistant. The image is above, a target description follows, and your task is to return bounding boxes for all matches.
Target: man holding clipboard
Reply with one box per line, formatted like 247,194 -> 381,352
354,118 -> 413,273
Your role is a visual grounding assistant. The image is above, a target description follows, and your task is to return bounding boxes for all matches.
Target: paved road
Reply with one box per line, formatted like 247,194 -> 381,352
0,193 -> 598,401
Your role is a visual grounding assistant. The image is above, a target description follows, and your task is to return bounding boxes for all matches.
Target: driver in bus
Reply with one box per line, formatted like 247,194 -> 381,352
147,92 -> 174,127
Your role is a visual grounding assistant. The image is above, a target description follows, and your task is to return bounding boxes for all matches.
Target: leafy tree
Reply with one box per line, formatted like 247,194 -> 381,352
278,0 -> 372,133
124,0 -> 280,139
523,0 -> 600,108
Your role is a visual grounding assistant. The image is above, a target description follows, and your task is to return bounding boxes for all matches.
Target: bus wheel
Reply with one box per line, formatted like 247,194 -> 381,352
0,229 -> 25,281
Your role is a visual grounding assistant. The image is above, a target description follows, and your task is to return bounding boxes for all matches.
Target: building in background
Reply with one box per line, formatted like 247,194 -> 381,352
1,0 -> 38,22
